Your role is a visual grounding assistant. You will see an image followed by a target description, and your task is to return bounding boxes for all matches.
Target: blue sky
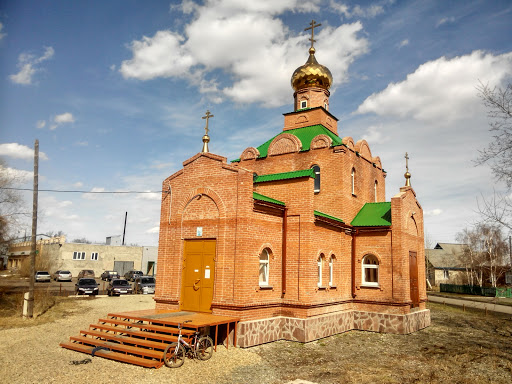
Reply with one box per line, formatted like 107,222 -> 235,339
1,0 -> 511,246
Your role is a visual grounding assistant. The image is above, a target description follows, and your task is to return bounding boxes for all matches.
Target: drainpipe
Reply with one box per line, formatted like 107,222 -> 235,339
351,228 -> 358,298
282,207 -> 288,297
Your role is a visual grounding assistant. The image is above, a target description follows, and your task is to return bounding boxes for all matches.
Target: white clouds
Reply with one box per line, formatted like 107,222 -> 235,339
398,39 -> 409,48
136,192 -> 161,201
73,182 -> 83,188
82,187 -> 105,200
40,112 -> 75,130
9,46 -> 54,85
330,1 -> 386,19
0,165 -> 33,184
424,209 -> 443,216
120,1 -> 368,107
0,22 -> 6,41
0,143 -> 48,161
361,125 -> 389,144
146,226 -> 160,234
436,16 -> 455,28
356,51 -> 512,122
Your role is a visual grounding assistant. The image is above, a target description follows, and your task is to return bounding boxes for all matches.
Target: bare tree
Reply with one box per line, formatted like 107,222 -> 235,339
0,159 -> 28,245
72,237 -> 92,244
457,223 -> 508,287
475,82 -> 512,231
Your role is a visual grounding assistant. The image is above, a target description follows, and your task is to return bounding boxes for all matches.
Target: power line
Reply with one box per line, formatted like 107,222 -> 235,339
0,187 -> 162,194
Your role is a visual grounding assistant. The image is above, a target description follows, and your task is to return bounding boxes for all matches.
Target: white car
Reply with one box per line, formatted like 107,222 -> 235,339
52,270 -> 72,281
35,271 -> 51,282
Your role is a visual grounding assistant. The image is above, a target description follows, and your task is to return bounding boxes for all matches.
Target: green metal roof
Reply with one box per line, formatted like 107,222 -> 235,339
231,124 -> 344,163
253,192 -> 285,206
314,211 -> 344,223
351,202 -> 392,227
254,169 -> 315,183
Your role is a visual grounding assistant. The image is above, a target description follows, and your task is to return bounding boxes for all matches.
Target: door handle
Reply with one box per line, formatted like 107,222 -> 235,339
193,279 -> 201,291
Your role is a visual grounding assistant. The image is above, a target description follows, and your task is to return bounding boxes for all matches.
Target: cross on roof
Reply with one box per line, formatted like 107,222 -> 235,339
405,152 -> 409,172
202,110 -> 214,135
305,20 -> 322,49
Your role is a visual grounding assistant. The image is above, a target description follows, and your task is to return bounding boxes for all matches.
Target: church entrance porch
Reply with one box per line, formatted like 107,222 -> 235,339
181,239 -> 216,313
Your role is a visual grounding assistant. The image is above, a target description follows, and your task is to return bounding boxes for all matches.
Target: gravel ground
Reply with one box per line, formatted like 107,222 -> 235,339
1,296 -> 511,384
0,295 -> 271,384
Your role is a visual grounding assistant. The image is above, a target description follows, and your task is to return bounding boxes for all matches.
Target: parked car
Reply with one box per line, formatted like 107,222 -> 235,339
124,270 -> 143,282
75,278 -> 99,295
77,269 -> 95,279
107,279 -> 133,296
134,276 -> 156,294
52,270 -> 72,282
35,271 -> 51,282
100,270 -> 120,281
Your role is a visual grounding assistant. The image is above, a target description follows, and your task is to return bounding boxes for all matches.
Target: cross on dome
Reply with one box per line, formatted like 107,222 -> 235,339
201,110 -> 214,153
305,20 -> 322,49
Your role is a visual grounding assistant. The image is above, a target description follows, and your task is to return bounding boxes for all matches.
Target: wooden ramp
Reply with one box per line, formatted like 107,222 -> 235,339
60,309 -> 239,368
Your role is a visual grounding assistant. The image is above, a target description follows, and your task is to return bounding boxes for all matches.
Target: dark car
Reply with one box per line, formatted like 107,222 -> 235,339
75,278 -> 99,295
52,270 -> 72,282
77,269 -> 95,279
100,270 -> 120,281
35,271 -> 51,282
134,276 -> 156,294
107,279 -> 133,296
124,270 -> 143,282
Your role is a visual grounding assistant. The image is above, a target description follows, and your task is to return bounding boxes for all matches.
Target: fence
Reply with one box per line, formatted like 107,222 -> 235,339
496,287 -> 512,298
440,284 -> 497,297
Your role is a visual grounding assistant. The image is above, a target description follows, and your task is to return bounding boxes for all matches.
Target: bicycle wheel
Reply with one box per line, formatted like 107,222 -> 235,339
163,343 -> 186,368
196,336 -> 214,360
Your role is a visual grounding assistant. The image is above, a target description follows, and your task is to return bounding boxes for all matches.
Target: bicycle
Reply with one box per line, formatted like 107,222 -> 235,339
163,320 -> 214,368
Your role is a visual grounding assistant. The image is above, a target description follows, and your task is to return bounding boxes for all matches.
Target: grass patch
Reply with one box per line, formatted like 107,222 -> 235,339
0,287 -> 81,329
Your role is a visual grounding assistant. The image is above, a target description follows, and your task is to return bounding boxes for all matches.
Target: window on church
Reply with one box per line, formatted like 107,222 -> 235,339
300,100 -> 307,109
73,251 -> 85,260
329,255 -> 335,287
259,248 -> 270,286
443,269 -> 450,280
91,252 -> 98,261
374,180 -> 378,202
351,168 -> 356,196
324,102 -> 328,110
362,254 -> 379,287
318,254 -> 324,287
312,165 -> 320,193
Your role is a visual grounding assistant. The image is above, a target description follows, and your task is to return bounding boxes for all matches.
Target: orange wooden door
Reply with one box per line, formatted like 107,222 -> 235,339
181,240 -> 216,313
409,251 -> 419,308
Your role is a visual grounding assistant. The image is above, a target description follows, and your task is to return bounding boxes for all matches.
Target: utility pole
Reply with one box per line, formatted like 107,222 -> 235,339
24,139 -> 39,318
122,212 -> 127,246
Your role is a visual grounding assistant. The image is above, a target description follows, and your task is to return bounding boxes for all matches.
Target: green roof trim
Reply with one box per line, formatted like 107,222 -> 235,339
253,192 -> 285,206
351,202 -> 392,227
314,211 -> 344,223
247,124 -> 344,161
254,169 -> 315,183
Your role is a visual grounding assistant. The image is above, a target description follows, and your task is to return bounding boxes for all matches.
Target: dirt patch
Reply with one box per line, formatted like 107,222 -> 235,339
249,303 -> 512,384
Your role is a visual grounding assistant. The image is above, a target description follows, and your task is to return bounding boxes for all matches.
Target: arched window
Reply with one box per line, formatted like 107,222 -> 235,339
351,168 -> 356,196
300,99 -> 307,109
329,255 -> 335,287
374,180 -> 378,202
259,248 -> 270,286
362,254 -> 379,287
312,165 -> 320,193
317,254 -> 324,287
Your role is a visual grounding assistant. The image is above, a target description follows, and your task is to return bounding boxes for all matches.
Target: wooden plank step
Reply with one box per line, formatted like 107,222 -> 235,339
80,329 -> 170,350
59,341 -> 162,368
90,323 -> 181,343
98,318 -> 195,336
69,336 -> 164,360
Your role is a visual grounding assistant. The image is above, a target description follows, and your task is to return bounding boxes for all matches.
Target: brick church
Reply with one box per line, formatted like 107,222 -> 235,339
155,22 -> 430,347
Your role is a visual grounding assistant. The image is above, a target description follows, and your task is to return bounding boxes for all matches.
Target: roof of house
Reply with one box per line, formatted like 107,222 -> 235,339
253,192 -> 285,206
350,202 -> 391,227
253,168 -> 315,183
314,210 -> 344,223
232,124 -> 344,162
426,243 -> 466,269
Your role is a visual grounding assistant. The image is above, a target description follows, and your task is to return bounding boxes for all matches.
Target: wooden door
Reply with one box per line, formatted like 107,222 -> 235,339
181,240 -> 216,313
409,251 -> 419,308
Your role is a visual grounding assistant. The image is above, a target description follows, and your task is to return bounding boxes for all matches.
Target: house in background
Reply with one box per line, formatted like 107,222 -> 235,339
425,243 -> 466,286
7,236 -> 157,277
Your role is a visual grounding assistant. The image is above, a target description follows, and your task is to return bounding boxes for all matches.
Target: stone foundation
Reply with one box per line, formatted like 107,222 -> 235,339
237,309 -> 430,347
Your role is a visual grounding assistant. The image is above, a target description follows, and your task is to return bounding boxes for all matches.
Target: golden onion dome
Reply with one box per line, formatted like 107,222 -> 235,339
291,47 -> 333,92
